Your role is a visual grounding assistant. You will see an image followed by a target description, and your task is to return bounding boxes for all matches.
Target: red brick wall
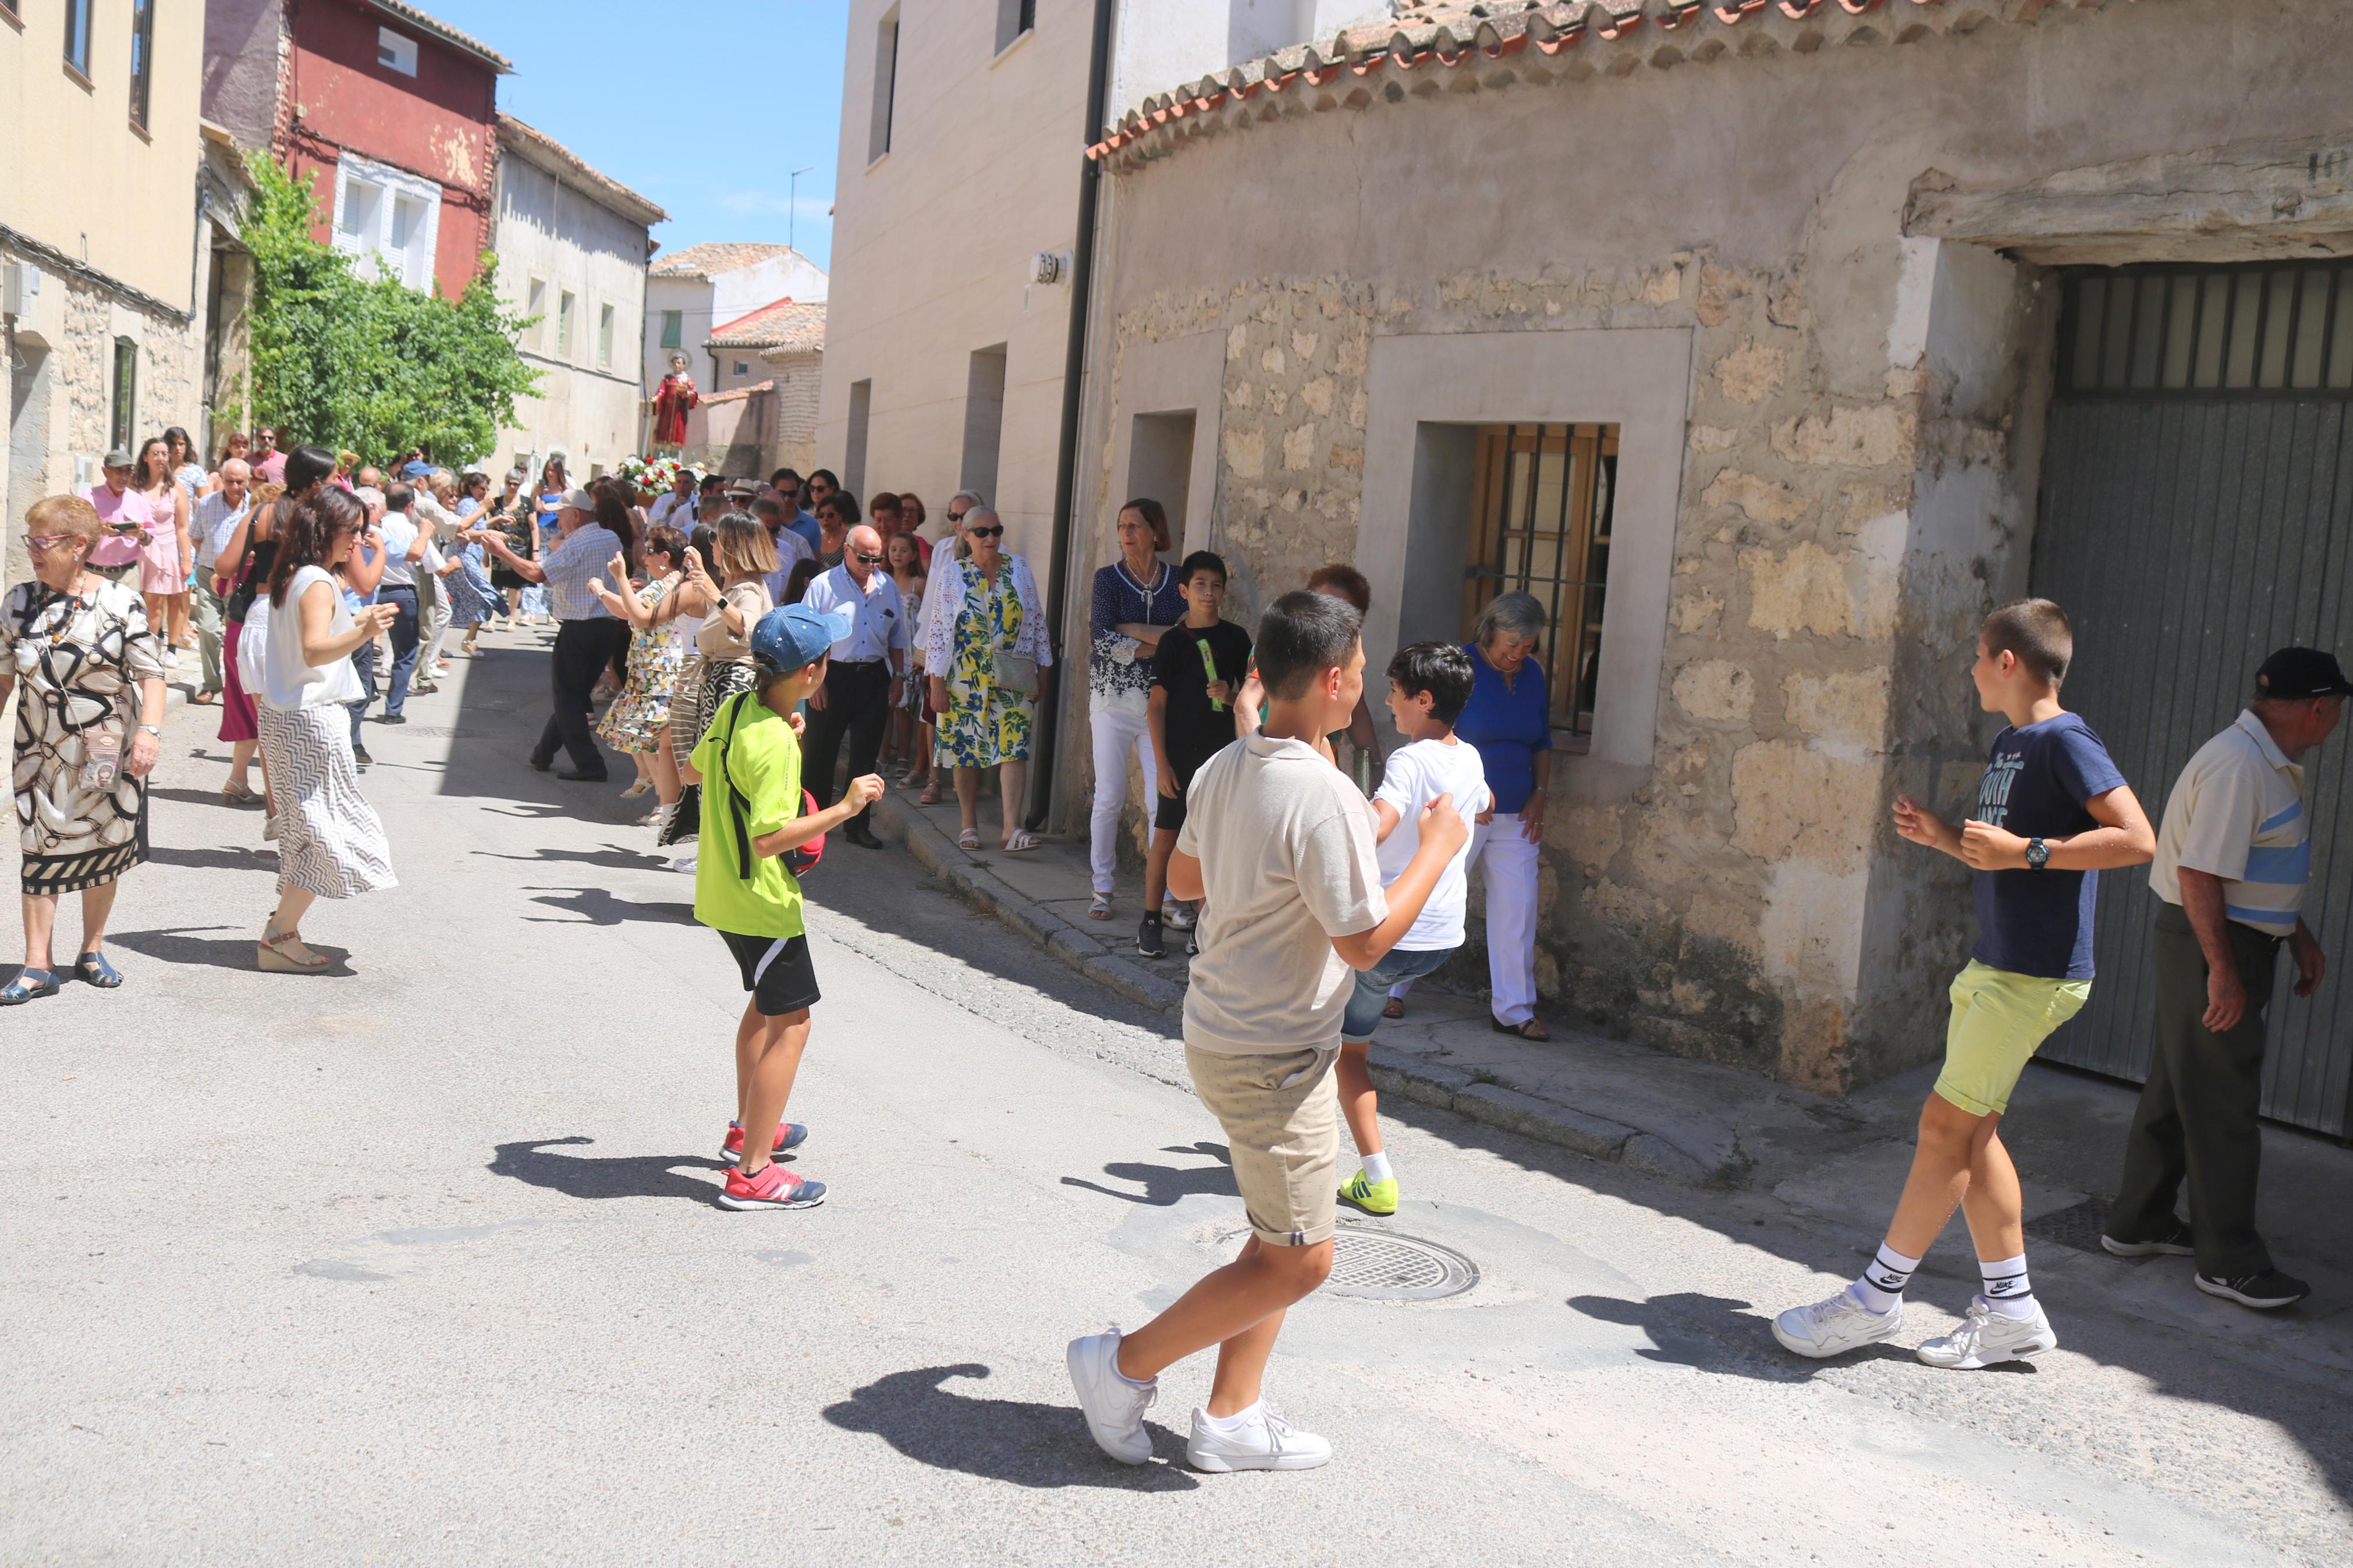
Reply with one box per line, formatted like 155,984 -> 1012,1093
281,0 -> 498,297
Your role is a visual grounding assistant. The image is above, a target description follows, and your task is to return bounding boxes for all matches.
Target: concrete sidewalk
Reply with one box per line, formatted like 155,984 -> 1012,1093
867,782 -> 2353,1347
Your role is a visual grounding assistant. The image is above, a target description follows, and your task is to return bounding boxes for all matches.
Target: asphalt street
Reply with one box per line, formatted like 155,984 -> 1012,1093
3,628 -> 2350,1565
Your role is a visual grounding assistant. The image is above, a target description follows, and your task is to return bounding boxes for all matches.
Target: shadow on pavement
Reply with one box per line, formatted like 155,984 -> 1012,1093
1567,1292 -> 1909,1382
143,844 -> 279,874
519,886 -> 695,926
109,925 -> 354,976
1061,1142 -> 1236,1207
475,843 -> 674,873
822,1364 -> 1198,1489
488,1136 -> 730,1203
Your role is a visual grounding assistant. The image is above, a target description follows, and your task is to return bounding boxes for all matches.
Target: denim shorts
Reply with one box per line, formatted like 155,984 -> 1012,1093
1340,944 -> 1456,1044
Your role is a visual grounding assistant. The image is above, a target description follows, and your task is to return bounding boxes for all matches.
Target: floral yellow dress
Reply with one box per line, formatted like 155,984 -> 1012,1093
594,574 -> 685,753
940,567 -> 1030,767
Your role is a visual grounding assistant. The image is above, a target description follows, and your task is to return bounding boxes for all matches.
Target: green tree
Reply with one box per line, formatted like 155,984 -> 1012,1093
237,152 -> 539,465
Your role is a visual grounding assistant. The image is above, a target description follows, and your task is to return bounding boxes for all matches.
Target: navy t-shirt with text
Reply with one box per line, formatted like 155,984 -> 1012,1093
1969,712 -> 2128,980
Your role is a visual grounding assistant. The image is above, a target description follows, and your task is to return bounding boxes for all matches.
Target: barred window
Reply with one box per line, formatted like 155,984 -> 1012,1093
1463,422 -> 1617,737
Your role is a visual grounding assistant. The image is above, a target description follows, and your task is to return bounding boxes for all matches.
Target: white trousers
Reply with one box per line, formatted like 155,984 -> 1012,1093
1088,692 -> 1158,895
1391,810 -> 1543,1024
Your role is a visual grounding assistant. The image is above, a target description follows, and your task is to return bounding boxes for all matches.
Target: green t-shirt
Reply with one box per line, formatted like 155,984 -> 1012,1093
691,692 -> 807,938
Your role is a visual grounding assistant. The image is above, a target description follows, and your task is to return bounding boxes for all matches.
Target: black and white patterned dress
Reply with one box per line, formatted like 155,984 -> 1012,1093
3,578 -> 165,894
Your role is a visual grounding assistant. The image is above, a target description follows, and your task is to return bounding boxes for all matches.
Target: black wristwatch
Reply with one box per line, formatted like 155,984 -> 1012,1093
2025,837 -> 2050,872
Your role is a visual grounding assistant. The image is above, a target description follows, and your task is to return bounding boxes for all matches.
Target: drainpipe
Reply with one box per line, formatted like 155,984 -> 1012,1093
1027,0 -> 1116,832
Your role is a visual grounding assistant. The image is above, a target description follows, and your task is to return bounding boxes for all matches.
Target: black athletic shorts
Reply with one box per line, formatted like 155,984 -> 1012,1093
718,929 -> 822,1017
1155,790 -> 1187,834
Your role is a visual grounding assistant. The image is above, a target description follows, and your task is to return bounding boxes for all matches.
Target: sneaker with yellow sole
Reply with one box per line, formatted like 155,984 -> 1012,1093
1339,1169 -> 1397,1216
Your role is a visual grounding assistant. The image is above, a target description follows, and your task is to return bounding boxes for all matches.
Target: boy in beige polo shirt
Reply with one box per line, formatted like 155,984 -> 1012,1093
1066,591 -> 1469,1473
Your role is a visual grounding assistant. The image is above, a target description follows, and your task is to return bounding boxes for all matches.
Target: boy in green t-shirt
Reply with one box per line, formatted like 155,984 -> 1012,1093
689,603 -> 883,1211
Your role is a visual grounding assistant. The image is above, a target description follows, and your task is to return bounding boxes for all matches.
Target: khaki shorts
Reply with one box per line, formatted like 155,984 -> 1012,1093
1933,959 -> 2092,1118
1184,1043 -> 1340,1247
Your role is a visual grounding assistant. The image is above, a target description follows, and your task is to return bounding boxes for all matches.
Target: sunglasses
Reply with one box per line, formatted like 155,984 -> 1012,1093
853,551 -> 884,564
24,534 -> 73,549
967,524 -> 1004,539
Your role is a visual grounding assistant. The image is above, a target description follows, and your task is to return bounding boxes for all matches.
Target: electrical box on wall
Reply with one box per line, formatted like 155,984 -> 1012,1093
2,259 -> 61,349
1030,251 -> 1070,286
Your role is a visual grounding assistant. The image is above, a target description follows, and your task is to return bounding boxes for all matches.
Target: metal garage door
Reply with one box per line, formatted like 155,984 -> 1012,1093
2030,260 -> 2353,1136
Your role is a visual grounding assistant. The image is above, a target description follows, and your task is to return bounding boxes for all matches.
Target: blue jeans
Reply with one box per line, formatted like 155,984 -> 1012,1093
1340,945 -> 1456,1045
378,585 -> 420,717
347,638 -> 378,747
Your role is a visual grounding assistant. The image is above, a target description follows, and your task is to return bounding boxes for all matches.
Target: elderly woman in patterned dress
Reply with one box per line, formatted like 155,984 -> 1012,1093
925,506 -> 1052,854
1,495 -> 169,1004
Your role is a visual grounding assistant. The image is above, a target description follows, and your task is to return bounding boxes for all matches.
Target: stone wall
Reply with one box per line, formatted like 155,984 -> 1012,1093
1066,0 -> 2353,1092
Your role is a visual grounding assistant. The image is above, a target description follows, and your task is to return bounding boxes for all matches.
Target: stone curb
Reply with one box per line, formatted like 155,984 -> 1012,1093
866,790 -> 1731,1189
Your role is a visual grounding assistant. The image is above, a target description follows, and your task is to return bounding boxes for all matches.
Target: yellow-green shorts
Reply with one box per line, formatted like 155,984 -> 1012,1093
1933,959 -> 2092,1118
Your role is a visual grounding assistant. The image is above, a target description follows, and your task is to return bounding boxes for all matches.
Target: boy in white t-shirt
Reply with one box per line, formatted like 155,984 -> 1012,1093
1336,642 -> 1490,1217
1066,592 -> 1469,1475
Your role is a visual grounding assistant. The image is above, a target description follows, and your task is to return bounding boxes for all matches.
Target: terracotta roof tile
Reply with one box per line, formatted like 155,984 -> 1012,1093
705,297 -> 826,353
1094,0 -> 2164,167
648,241 -> 805,280
495,115 -> 667,227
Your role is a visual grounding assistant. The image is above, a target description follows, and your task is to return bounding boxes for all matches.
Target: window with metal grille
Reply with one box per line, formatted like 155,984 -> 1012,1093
109,337 -> 137,451
2058,261 -> 2353,400
1463,422 -> 1617,737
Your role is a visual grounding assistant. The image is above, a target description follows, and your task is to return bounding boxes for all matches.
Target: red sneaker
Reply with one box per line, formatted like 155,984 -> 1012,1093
717,1163 -> 826,1210
721,1119 -> 808,1162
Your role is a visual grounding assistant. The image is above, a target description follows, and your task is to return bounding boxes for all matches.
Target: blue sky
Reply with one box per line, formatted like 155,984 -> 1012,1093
427,0 -> 847,269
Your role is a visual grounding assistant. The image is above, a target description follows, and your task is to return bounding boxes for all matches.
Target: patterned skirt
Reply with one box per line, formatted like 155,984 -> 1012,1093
595,627 -> 686,754
445,559 -> 499,627
256,702 -> 398,900
656,657 -> 757,848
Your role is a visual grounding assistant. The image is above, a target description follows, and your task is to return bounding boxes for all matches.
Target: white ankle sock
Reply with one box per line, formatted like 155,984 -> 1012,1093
1198,1402 -> 1260,1432
1851,1242 -> 1921,1314
1980,1254 -> 2035,1318
1360,1150 -> 1393,1185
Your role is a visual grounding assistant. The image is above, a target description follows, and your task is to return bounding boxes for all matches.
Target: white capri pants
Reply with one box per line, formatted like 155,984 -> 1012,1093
1391,810 -> 1542,1025
1088,691 -> 1158,897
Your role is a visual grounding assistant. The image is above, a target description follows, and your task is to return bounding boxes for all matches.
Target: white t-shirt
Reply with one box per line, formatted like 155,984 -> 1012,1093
1374,736 -> 1492,952
264,566 -> 365,710
377,512 -> 420,588
762,525 -> 815,603
1176,735 -> 1387,1055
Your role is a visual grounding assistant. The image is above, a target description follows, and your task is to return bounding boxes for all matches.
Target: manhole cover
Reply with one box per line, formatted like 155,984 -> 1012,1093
2025,1195 -> 2112,1254
1223,1225 -> 1478,1301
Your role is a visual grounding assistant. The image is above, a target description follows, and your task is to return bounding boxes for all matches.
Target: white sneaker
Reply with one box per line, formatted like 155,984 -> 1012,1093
669,852 -> 697,874
1772,1288 -> 1904,1359
1184,1403 -> 1332,1473
165,648 -> 180,667
1915,1295 -> 2057,1369
1066,1328 -> 1156,1465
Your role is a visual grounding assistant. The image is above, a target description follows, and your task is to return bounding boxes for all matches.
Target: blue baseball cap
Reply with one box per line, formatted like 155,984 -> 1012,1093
751,603 -> 846,675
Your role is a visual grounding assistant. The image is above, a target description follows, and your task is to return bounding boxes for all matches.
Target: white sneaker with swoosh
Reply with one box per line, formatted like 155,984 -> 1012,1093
1772,1288 -> 1904,1359
1915,1296 -> 2057,1369
1185,1403 -> 1333,1473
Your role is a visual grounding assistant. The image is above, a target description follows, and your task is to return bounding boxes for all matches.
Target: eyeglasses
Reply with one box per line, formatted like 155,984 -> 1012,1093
24,534 -> 72,549
853,551 -> 884,564
967,525 -> 1005,539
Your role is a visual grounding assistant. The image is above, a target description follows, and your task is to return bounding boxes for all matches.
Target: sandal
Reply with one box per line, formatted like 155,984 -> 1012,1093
1490,1015 -> 1550,1041
1088,891 -> 1113,920
223,781 -> 262,806
73,952 -> 123,989
1382,996 -> 1406,1020
1003,829 -> 1041,853
957,829 -> 982,851
918,781 -> 944,805
257,927 -> 331,973
0,968 -> 62,1005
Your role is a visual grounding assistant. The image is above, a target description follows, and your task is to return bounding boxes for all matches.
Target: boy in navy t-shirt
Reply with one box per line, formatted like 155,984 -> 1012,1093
1774,599 -> 2155,1370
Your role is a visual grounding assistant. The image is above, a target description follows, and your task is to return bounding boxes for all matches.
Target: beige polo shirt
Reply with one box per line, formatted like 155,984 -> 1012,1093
1176,735 -> 1386,1055
2149,709 -> 2309,937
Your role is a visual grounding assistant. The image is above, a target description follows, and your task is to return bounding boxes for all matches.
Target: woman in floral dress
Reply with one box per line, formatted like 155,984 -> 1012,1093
1,495 -> 169,1004
925,506 -> 1050,853
591,524 -> 689,825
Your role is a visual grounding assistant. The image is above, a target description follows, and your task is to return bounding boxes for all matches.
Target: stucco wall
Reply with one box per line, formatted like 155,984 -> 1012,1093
490,148 -> 652,481
1075,0 -> 2353,1090
282,0 -> 497,300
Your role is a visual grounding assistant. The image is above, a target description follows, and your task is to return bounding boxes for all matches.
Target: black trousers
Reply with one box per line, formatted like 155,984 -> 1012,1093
534,617 -> 629,776
803,659 -> 892,831
2109,901 -> 2283,1277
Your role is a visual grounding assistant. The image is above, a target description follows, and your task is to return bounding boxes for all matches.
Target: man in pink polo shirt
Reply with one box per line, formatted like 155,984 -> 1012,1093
251,427 -> 288,486
83,448 -> 154,584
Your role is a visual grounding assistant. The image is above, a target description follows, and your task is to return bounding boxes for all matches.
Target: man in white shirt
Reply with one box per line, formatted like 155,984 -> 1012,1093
756,497 -> 815,600
189,458 -> 252,703
798,525 -> 906,848
369,482 -> 430,726
2104,647 -> 2347,1312
648,468 -> 699,531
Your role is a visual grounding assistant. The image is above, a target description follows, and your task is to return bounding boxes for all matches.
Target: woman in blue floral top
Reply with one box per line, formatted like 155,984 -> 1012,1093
1082,499 -> 1184,919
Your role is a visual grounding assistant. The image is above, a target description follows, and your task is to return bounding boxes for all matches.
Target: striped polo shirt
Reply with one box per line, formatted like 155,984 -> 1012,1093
2148,710 -> 2309,937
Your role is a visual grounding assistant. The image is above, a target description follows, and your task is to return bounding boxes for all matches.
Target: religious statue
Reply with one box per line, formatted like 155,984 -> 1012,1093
651,351 -> 698,452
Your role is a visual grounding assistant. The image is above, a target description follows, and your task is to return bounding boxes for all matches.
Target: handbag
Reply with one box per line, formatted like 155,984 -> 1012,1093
992,650 -> 1039,699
